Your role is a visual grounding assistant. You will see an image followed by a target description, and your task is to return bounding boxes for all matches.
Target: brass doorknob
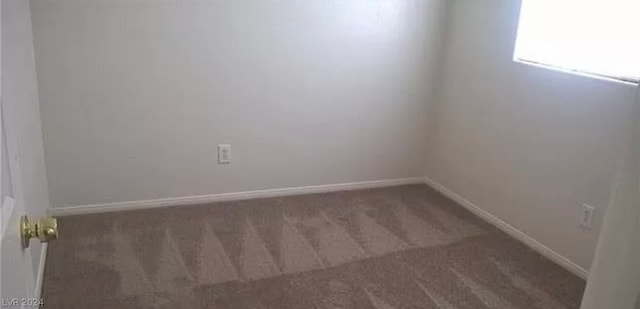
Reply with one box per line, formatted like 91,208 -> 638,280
20,216 -> 58,249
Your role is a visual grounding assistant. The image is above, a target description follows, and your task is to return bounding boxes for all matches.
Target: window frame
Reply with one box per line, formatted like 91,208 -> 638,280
512,1 -> 640,85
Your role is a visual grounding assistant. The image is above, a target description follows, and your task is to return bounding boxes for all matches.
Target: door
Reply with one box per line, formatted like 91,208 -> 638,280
0,1 -> 45,307
1,118 -> 37,308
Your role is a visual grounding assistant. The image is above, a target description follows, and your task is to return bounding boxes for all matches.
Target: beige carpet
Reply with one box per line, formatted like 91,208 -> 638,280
42,185 -> 585,308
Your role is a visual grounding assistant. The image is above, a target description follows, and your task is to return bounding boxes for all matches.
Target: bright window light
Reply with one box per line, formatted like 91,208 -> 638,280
514,0 -> 640,83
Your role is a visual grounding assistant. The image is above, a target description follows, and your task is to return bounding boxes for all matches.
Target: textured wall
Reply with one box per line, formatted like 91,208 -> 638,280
425,0 -> 637,269
581,93 -> 639,309
30,0 -> 445,207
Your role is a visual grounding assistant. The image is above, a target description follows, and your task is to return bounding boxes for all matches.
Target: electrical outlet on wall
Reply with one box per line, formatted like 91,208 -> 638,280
580,204 -> 595,229
218,144 -> 231,164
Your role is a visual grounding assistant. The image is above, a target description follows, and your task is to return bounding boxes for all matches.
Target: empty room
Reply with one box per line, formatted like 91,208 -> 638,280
1,0 -> 638,308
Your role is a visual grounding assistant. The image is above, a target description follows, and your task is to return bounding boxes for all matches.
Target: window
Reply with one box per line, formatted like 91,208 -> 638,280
514,0 -> 640,83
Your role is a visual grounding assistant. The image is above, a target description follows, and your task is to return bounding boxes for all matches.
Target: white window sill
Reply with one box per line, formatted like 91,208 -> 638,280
513,58 -> 639,87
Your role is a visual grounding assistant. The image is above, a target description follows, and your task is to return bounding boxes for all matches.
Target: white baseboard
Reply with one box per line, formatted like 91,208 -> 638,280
423,176 -> 589,280
51,177 -> 425,217
49,176 -> 588,279
33,243 -> 48,300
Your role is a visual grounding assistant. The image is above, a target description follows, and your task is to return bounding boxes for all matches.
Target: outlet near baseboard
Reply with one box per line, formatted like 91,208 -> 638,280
218,144 -> 231,164
580,204 -> 595,229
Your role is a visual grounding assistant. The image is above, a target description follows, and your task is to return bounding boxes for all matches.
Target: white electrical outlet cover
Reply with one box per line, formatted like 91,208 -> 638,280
218,144 -> 231,164
580,204 -> 595,229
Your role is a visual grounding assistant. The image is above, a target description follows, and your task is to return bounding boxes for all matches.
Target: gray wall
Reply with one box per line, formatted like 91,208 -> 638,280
581,93 -> 639,309
2,0 -> 50,288
425,0 -> 637,269
30,0 -> 445,207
